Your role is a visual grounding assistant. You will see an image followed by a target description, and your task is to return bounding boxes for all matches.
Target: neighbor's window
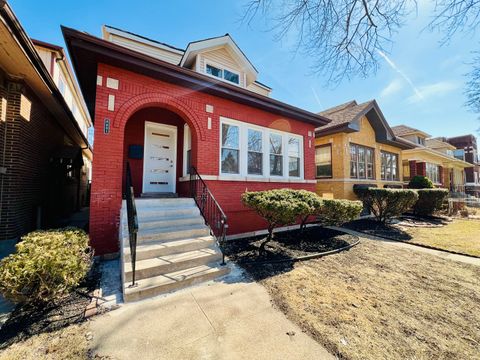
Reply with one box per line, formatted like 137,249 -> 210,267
426,163 -> 440,184
316,145 -> 332,178
206,63 -> 240,85
247,128 -> 263,175
270,133 -> 283,176
381,151 -> 399,181
350,144 -> 374,180
288,137 -> 301,177
221,123 -> 240,174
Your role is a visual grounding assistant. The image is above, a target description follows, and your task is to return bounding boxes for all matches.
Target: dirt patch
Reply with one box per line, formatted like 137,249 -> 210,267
343,218 -> 413,241
224,226 -> 357,263
0,262 -> 101,350
255,238 -> 480,360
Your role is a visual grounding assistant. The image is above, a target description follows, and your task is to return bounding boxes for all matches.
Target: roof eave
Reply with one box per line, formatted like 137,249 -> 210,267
62,26 -> 329,127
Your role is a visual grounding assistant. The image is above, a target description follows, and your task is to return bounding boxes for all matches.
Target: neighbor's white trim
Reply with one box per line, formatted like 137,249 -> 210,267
316,178 -> 402,184
143,121 -> 177,193
226,223 -> 317,241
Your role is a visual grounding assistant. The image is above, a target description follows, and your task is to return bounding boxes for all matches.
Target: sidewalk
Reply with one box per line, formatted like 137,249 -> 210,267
333,226 -> 480,267
88,269 -> 334,360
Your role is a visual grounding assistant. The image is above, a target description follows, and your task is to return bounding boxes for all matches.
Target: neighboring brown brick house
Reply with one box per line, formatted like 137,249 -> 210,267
0,3 -> 91,242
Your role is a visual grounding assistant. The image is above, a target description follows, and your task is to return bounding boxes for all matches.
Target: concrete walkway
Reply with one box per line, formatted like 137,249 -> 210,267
88,270 -> 334,360
333,226 -> 480,267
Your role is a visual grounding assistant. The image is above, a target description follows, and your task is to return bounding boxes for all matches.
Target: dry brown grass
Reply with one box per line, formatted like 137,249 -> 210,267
0,323 -> 91,360
258,239 -> 480,360
403,219 -> 480,257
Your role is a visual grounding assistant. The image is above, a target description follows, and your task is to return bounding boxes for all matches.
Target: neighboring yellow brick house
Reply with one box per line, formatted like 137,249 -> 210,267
391,125 -> 472,193
314,100 -> 413,200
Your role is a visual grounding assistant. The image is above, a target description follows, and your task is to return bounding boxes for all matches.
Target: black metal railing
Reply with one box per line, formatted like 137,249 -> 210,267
125,162 -> 139,287
190,166 -> 227,265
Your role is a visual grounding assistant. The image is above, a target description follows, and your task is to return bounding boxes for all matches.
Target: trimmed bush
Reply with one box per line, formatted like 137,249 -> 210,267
353,183 -> 378,199
414,188 -> 449,216
318,199 -> 363,226
0,228 -> 92,304
409,175 -> 434,189
361,188 -> 418,222
293,190 -> 323,230
242,189 -> 302,252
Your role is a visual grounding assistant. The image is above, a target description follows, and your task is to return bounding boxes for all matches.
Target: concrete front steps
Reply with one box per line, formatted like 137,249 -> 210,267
120,197 -> 229,302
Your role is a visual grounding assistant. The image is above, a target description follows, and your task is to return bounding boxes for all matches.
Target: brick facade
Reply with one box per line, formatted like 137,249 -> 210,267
90,63 -> 317,255
0,72 -> 84,241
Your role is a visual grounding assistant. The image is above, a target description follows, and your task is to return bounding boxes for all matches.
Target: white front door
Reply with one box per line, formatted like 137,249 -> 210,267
143,122 -> 177,193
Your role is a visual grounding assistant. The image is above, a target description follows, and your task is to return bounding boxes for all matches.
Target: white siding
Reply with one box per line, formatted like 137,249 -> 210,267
247,82 -> 271,97
109,34 -> 183,65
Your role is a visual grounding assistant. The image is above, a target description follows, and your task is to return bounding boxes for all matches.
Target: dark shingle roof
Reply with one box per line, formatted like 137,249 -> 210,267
316,100 -> 374,131
390,125 -> 420,136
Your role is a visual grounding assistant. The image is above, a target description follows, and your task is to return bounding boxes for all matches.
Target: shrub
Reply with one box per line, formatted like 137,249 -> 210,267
353,183 -> 378,199
460,208 -> 470,217
318,199 -> 363,226
241,189 -> 302,252
0,228 -> 92,304
292,190 -> 323,230
414,188 -> 449,216
408,176 -> 434,189
362,188 -> 418,223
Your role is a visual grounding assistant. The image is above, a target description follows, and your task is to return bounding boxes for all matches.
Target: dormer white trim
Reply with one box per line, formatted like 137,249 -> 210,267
180,34 -> 258,86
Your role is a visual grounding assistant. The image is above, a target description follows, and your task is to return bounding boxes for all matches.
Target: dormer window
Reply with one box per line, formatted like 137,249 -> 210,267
417,136 -> 425,146
205,63 -> 240,85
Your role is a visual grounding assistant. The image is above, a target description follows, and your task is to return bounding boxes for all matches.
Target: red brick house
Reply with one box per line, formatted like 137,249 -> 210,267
63,26 -> 328,300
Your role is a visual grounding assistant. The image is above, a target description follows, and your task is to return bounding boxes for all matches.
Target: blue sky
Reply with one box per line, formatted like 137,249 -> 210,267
10,0 -> 480,137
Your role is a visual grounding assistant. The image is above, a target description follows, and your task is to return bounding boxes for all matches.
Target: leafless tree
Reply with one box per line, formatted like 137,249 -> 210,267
243,0 -> 480,115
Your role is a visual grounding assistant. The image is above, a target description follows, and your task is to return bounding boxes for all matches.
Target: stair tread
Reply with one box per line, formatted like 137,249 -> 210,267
124,264 -> 228,295
124,236 -> 214,253
124,248 -> 220,273
137,223 -> 208,235
138,214 -> 203,222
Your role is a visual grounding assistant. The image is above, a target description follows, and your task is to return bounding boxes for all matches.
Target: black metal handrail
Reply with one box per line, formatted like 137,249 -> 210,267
125,162 -> 139,287
190,166 -> 227,265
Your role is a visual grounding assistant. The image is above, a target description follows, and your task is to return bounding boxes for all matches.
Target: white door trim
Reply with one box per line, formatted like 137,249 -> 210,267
142,121 -> 177,193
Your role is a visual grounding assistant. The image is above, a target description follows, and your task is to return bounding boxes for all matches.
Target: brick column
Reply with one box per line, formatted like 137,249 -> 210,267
416,162 -> 426,176
409,160 -> 417,178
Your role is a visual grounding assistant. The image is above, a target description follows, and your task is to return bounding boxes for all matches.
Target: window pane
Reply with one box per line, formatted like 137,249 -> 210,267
221,149 -> 239,174
222,123 -> 239,148
317,165 -> 332,178
270,154 -> 283,176
186,149 -> 191,174
248,152 -> 263,175
206,64 -> 222,78
270,133 -> 282,155
288,137 -> 300,157
367,164 -> 373,179
316,146 -> 332,178
248,129 -> 262,152
224,69 -> 239,84
289,157 -> 300,177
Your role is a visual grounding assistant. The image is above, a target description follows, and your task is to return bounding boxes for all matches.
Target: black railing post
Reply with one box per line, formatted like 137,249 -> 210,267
189,166 -> 227,266
125,162 -> 139,287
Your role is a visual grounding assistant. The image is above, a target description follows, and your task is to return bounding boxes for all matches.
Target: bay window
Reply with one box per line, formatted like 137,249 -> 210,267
381,151 -> 399,181
220,117 -> 303,180
221,123 -> 240,174
350,144 -> 374,179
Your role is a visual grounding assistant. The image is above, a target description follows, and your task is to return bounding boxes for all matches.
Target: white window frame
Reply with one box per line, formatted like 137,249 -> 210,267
204,60 -> 241,86
183,124 -> 192,176
219,117 -> 304,180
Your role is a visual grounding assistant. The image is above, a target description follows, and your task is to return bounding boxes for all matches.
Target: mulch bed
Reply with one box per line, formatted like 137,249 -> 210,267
224,226 -> 358,264
343,218 -> 413,241
0,262 -> 101,349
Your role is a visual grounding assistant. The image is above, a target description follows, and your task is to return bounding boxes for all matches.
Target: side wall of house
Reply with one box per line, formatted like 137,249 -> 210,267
315,116 -> 404,200
90,63 -> 316,255
0,74 -> 77,241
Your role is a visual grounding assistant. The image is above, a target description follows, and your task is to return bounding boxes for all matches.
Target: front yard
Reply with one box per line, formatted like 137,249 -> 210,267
402,219 -> 480,257
240,237 -> 480,360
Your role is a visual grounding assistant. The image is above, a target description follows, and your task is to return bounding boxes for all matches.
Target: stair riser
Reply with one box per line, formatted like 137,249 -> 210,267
125,254 -> 222,282
125,239 -> 215,261
139,217 -> 204,230
137,208 -> 200,220
137,228 -> 210,243
124,267 -> 229,302
134,198 -> 196,208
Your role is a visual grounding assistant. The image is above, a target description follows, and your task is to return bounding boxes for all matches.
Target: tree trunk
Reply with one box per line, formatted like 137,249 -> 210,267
259,225 -> 274,255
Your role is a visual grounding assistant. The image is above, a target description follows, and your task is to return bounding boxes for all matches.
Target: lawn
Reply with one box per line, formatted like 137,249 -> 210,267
247,238 -> 480,360
401,219 -> 480,257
